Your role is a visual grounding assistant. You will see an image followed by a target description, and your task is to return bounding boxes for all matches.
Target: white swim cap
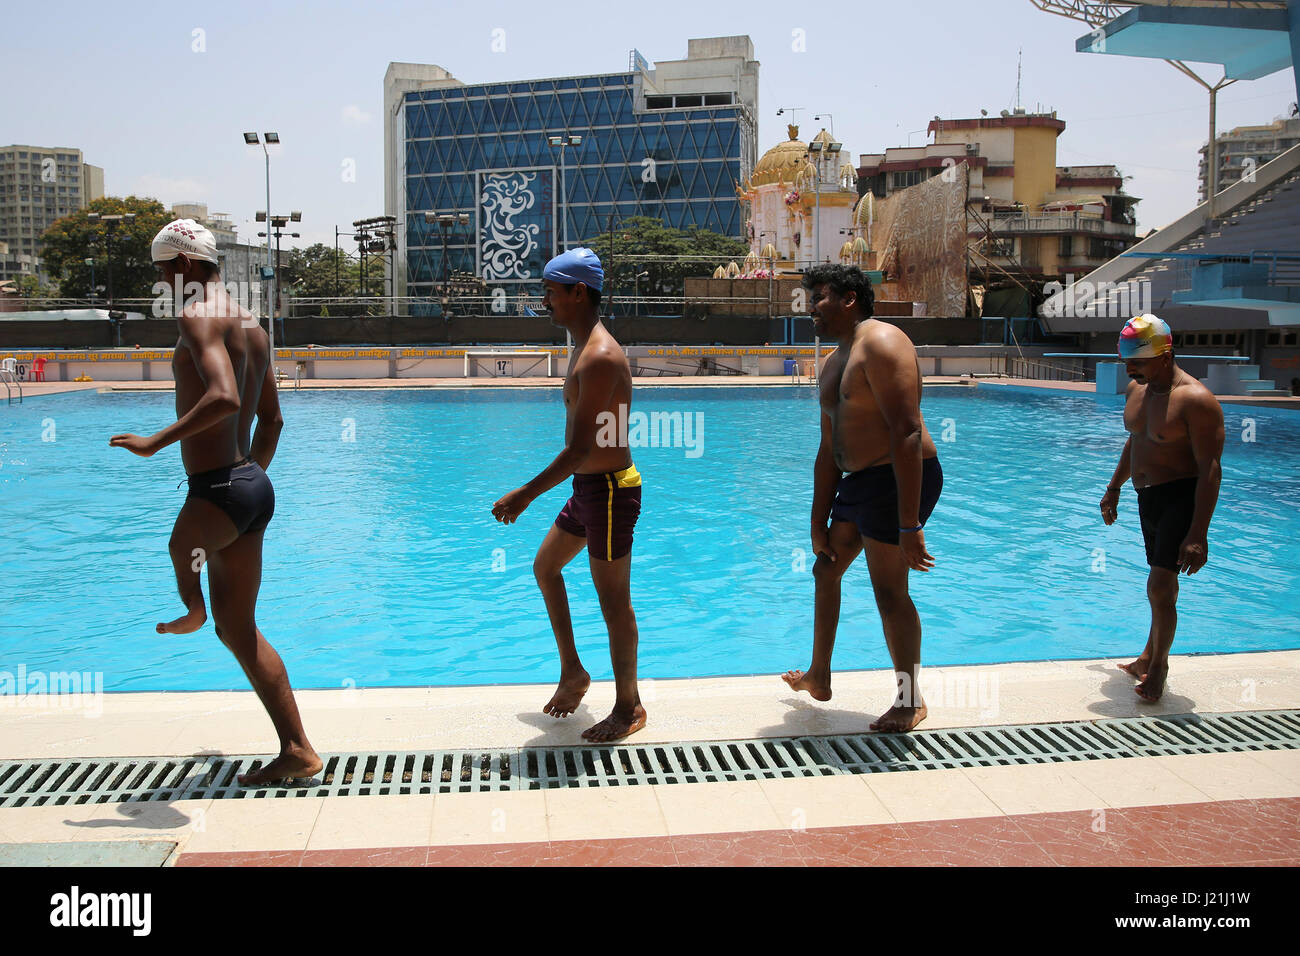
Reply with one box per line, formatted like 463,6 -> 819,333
151,218 -> 219,265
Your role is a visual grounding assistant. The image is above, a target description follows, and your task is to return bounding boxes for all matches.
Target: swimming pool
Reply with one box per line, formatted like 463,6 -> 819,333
2,385 -> 1298,692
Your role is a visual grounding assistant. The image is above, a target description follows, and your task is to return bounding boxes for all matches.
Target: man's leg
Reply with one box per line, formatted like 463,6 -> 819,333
863,537 -> 927,732
782,520 -> 864,701
158,498 -> 239,634
582,552 -> 645,742
534,524 -> 591,717
207,529 -> 321,785
1136,568 -> 1178,702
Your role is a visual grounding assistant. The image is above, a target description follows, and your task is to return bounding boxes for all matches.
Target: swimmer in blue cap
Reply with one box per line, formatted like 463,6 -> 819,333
1101,315 -> 1224,702
492,248 -> 647,742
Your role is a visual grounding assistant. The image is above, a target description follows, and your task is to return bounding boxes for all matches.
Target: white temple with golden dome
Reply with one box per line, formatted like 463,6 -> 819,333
734,125 -> 871,276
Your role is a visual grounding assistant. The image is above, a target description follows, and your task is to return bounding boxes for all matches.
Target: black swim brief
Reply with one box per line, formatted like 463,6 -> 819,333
186,457 -> 275,535
554,464 -> 642,561
830,457 -> 943,545
1136,476 -> 1198,572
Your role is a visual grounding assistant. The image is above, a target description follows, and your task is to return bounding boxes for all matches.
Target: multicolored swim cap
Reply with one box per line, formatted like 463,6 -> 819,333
1118,314 -> 1172,360
543,247 -> 603,292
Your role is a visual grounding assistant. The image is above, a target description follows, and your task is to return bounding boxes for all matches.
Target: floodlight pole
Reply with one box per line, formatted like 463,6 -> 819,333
263,142 -> 273,362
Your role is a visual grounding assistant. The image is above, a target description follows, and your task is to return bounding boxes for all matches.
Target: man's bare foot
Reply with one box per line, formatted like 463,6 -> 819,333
581,705 -> 646,743
1135,665 -> 1168,703
1118,657 -> 1149,680
543,669 -> 591,718
157,602 -> 206,635
781,669 -> 831,702
237,746 -> 323,786
869,702 -> 928,733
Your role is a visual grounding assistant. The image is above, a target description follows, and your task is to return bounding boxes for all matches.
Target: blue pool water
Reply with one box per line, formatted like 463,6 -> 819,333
2,385 -> 1298,692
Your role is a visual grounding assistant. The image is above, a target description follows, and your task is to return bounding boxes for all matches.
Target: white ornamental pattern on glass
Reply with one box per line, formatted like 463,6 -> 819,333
480,172 -> 540,280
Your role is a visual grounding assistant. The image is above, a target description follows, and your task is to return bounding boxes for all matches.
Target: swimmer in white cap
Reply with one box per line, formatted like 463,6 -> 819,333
492,248 -> 648,742
109,218 -> 321,784
1101,314 -> 1224,702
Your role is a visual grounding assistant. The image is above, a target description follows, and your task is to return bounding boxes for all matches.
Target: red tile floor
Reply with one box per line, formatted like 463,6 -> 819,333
176,795 -> 1300,867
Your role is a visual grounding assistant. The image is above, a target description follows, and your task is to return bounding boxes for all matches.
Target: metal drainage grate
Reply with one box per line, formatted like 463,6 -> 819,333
2,709 -> 1297,808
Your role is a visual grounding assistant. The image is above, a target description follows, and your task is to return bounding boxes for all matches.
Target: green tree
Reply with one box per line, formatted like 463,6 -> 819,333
281,243 -> 362,297
15,274 -> 45,298
41,196 -> 170,301
581,216 -> 749,300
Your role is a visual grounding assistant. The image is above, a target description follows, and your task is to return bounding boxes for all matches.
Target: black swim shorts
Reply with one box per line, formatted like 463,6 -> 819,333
186,457 -> 275,535
830,457 -> 943,545
1136,476 -> 1198,572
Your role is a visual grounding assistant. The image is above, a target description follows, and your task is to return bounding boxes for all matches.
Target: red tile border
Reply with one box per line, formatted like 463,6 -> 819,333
671,829 -> 804,867
790,823 -> 917,866
173,796 -> 1300,867
300,846 -> 429,867
176,849 -> 305,867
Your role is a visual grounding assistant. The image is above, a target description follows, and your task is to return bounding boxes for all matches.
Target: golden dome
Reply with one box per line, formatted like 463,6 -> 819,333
752,125 -> 811,188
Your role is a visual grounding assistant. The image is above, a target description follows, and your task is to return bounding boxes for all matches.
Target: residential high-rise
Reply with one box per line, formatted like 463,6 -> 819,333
1198,115 -> 1300,202
384,37 -> 759,307
0,145 -> 105,283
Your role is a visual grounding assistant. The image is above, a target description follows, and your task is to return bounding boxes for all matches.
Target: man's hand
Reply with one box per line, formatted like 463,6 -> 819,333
1100,486 -> 1120,525
811,524 -> 836,563
109,433 -> 158,458
492,487 -> 533,525
1177,533 -> 1209,574
899,528 -> 935,572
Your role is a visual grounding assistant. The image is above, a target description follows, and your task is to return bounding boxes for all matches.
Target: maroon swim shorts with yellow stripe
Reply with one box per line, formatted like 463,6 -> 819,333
554,464 -> 642,561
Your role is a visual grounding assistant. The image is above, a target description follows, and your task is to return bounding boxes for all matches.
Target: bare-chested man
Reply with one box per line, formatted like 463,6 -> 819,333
782,265 -> 943,732
492,248 -> 645,742
110,219 -> 321,785
1101,314 -> 1223,702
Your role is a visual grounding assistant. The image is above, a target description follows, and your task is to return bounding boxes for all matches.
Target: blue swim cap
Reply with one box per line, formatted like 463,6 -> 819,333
543,247 -> 603,292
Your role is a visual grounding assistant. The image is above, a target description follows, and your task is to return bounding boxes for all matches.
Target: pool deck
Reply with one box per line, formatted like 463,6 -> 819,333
7,374 -> 1297,865
3,651 -> 1298,866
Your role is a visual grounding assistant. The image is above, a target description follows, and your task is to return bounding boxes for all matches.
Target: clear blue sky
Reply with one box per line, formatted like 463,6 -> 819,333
3,0 -> 1295,251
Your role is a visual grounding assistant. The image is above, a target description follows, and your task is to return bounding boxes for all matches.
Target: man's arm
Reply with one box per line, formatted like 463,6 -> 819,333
1101,382 -> 1137,525
250,349 -> 283,470
865,330 -> 933,571
1106,437 -> 1133,490
1179,393 -> 1225,573
492,355 -> 618,522
864,332 -> 924,529
111,312 -> 239,456
811,407 -> 839,530
526,357 -> 617,497
1100,436 -> 1132,526
810,401 -> 841,560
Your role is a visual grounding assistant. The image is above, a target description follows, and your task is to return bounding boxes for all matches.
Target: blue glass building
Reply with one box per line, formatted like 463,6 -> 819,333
385,38 -> 759,304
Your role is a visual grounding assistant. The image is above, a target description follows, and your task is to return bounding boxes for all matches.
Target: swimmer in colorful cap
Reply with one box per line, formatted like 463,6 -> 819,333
492,247 -> 647,741
1117,312 -> 1172,363
1100,314 -> 1224,702
109,219 -> 321,785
